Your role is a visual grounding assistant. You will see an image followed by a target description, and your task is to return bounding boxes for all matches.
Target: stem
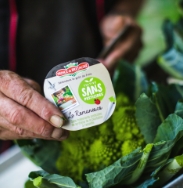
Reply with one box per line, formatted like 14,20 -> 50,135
154,155 -> 183,187
125,143 -> 154,184
153,93 -> 165,122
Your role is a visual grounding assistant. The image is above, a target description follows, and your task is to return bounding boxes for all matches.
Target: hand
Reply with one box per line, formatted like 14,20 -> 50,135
0,71 -> 69,140
99,14 -> 143,73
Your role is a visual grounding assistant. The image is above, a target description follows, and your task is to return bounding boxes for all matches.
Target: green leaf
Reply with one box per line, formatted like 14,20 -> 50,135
134,177 -> 159,188
135,93 -> 161,143
158,18 -> 183,79
154,113 -> 183,158
132,114 -> 183,187
162,19 -> 174,50
33,176 -> 43,187
174,25 -> 183,52
154,155 -> 183,187
144,114 -> 183,173
29,171 -> 49,179
29,170 -> 80,188
24,179 -> 37,188
136,83 -> 183,143
86,119 -> 183,188
154,114 -> 183,142
175,99 -> 183,118
171,102 -> 183,155
134,159 -> 171,188
135,154 -> 183,188
158,48 -> 183,79
16,139 -> 60,173
113,60 -> 148,102
86,137 -> 179,188
124,144 -> 154,185
170,136 -> 183,158
148,83 -> 183,120
86,148 -> 143,188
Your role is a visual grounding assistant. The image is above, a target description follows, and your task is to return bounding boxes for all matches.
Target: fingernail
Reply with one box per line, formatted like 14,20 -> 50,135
51,128 -> 69,140
50,115 -> 64,128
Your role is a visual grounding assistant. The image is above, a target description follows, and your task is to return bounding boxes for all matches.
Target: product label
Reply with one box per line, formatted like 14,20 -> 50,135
44,57 -> 116,131
78,77 -> 106,104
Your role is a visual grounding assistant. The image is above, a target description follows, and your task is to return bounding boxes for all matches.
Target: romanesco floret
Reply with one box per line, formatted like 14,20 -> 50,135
98,119 -> 114,136
56,94 -> 145,183
88,135 -> 121,170
121,139 -> 144,156
56,130 -> 91,181
115,93 -> 131,109
56,128 -> 99,181
112,106 -> 143,141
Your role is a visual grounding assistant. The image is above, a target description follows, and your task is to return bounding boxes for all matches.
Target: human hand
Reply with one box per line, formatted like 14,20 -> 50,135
99,14 -> 143,73
0,71 -> 69,140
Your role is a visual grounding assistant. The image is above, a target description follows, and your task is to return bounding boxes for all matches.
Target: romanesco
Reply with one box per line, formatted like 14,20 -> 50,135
112,106 -> 142,141
88,135 -> 121,170
115,92 -> 131,109
56,93 -> 145,183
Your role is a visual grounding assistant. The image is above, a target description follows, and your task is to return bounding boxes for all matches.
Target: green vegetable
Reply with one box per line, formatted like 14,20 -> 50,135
29,171 -> 80,188
56,93 -> 145,182
15,139 -> 60,174
124,143 -> 153,185
33,176 -> 42,187
19,10 -> 183,185
136,155 -> 183,188
18,58 -> 183,188
113,60 -> 148,102
135,83 -> 183,143
19,59 -> 183,188
158,2 -> 183,80
86,113 -> 183,188
154,155 -> 183,187
24,180 -> 37,188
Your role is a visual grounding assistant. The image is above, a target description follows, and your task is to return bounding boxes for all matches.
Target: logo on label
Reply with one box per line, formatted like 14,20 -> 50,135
56,62 -> 89,77
78,77 -> 106,104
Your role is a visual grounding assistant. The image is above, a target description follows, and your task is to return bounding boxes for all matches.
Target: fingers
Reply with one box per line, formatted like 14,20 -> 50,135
0,70 -> 69,141
122,37 -> 143,62
104,23 -> 143,68
0,126 -> 69,140
100,15 -> 126,46
23,77 -> 42,93
0,91 -> 68,140
100,15 -> 143,72
0,71 -> 65,128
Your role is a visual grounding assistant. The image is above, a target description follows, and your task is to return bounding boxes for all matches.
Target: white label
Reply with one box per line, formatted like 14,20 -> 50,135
44,61 -> 116,131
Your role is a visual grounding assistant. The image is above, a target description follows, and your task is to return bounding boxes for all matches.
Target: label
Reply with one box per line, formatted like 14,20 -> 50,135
44,57 -> 116,131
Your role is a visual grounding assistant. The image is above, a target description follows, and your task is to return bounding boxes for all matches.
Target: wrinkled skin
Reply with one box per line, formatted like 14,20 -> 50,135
0,71 -> 69,140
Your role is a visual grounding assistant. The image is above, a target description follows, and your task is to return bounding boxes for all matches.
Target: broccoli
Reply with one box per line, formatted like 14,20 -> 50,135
56,93 -> 145,183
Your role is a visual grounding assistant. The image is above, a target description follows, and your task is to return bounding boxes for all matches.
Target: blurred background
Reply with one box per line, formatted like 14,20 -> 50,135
136,0 -> 180,66
0,0 -> 181,187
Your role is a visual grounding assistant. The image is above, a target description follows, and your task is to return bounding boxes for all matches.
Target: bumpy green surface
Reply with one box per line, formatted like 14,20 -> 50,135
56,94 -> 145,183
